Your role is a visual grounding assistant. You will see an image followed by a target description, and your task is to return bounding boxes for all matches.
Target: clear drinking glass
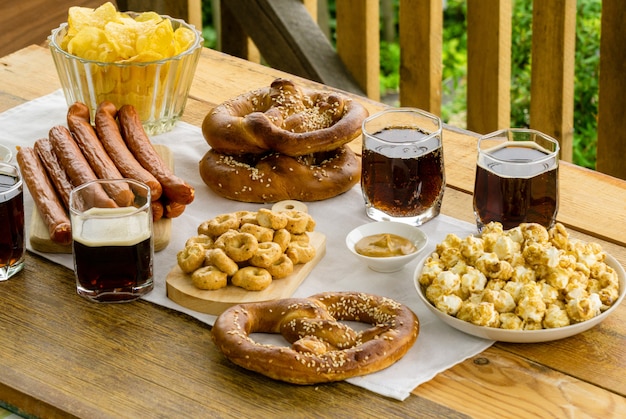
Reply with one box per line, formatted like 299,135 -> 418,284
361,108 -> 445,226
70,179 -> 154,302
0,162 -> 25,280
473,128 -> 560,231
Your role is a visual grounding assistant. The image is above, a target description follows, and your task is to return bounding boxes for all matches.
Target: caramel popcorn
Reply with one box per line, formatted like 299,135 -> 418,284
419,222 -> 621,330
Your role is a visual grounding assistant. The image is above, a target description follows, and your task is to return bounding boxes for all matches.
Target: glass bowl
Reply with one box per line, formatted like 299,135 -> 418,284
48,13 -> 203,135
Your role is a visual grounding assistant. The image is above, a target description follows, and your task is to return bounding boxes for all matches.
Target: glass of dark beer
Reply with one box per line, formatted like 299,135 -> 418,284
473,128 -> 560,231
361,108 -> 445,226
0,162 -> 25,281
69,179 -> 154,302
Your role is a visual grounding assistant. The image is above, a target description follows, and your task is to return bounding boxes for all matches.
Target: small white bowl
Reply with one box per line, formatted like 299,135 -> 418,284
346,221 -> 428,272
0,144 -> 12,162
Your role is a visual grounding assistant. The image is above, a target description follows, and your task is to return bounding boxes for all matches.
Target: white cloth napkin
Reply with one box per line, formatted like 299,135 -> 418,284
0,91 -> 494,401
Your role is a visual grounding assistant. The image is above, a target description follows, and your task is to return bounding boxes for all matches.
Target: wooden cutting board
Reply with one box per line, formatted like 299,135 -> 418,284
29,144 -> 172,254
166,232 -> 326,316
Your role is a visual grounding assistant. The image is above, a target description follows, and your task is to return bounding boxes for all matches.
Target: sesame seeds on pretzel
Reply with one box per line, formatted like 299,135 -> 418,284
202,78 -> 369,157
211,291 -> 420,384
199,145 -> 361,203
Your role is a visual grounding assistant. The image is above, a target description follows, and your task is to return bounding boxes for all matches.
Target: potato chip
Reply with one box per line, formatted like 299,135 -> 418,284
62,1 -> 194,63
175,28 -> 196,54
66,27 -> 118,62
67,2 -> 119,35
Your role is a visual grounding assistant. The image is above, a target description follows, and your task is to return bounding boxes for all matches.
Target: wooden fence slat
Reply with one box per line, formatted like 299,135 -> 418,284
466,0 -> 511,133
529,0 -> 576,162
335,0 -> 380,100
398,0 -> 442,114
596,0 -> 626,179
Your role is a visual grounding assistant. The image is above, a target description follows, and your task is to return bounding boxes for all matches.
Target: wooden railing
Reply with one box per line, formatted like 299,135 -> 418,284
217,0 -> 626,181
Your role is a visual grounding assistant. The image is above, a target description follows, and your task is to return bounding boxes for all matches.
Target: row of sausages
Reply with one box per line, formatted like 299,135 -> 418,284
17,101 -> 195,246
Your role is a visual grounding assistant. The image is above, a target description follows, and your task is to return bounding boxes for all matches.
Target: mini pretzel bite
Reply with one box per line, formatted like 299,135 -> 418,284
231,266 -> 273,291
240,223 -> 274,243
205,248 -> 239,276
286,241 -> 316,264
250,242 -> 283,268
223,232 -> 259,262
199,213 -> 239,237
290,233 -> 310,244
236,210 -> 258,226
266,254 -> 294,279
305,215 -> 316,232
213,229 -> 239,250
284,210 -> 311,234
185,234 -> 214,249
257,208 -> 288,230
192,266 -> 228,290
177,244 -> 206,273
272,228 -> 291,252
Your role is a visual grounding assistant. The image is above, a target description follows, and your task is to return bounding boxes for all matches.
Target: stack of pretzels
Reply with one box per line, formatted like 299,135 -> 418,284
199,78 -> 368,203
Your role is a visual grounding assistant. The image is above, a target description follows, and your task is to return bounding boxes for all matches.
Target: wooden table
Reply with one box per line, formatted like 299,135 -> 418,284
0,45 -> 625,418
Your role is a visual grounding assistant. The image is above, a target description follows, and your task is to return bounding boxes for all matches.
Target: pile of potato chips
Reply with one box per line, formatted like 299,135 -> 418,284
61,2 -> 196,63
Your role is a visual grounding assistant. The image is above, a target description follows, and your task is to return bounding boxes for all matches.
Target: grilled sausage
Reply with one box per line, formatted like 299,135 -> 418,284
118,104 -> 195,205
48,125 -> 117,209
33,138 -> 73,210
67,102 -> 134,206
16,146 -> 72,245
94,101 -> 162,200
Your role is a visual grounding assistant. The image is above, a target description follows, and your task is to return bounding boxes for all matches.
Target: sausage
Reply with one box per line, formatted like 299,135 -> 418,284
16,146 -> 72,245
151,199 -> 164,222
67,102 -> 134,207
94,101 -> 163,201
48,125 -> 117,209
162,199 -> 186,218
33,138 -> 73,210
118,104 -> 195,205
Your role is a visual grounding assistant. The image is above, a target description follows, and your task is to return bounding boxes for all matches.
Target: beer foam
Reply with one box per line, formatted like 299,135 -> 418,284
478,141 -> 558,178
72,207 -> 152,247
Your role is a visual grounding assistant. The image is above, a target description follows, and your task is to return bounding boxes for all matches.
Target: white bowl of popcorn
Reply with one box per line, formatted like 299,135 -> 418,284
346,221 -> 428,273
413,222 -> 626,343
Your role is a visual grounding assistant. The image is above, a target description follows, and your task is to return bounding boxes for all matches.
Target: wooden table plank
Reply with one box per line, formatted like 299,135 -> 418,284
416,346 -> 626,418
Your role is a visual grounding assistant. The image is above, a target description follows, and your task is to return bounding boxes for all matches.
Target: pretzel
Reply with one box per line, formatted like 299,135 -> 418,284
202,78 -> 369,157
212,292 -> 420,384
199,145 -> 361,203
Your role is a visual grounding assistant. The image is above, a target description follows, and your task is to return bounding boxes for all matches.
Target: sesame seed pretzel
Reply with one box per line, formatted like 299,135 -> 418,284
202,78 -> 369,157
211,292 -> 420,384
199,145 -> 361,203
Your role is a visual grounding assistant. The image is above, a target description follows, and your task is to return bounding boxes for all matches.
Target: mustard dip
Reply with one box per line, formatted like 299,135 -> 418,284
355,233 -> 417,258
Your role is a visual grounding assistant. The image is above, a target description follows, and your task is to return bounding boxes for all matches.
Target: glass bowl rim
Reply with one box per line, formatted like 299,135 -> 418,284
48,13 -> 203,67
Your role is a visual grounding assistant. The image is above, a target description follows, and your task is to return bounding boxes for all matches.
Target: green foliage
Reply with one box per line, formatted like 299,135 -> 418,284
571,0 -> 601,169
412,0 -> 600,169
380,41 -> 400,94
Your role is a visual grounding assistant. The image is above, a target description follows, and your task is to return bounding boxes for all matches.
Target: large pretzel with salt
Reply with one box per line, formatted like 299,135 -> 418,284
199,145 -> 360,203
211,292 -> 420,384
202,78 -> 369,157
